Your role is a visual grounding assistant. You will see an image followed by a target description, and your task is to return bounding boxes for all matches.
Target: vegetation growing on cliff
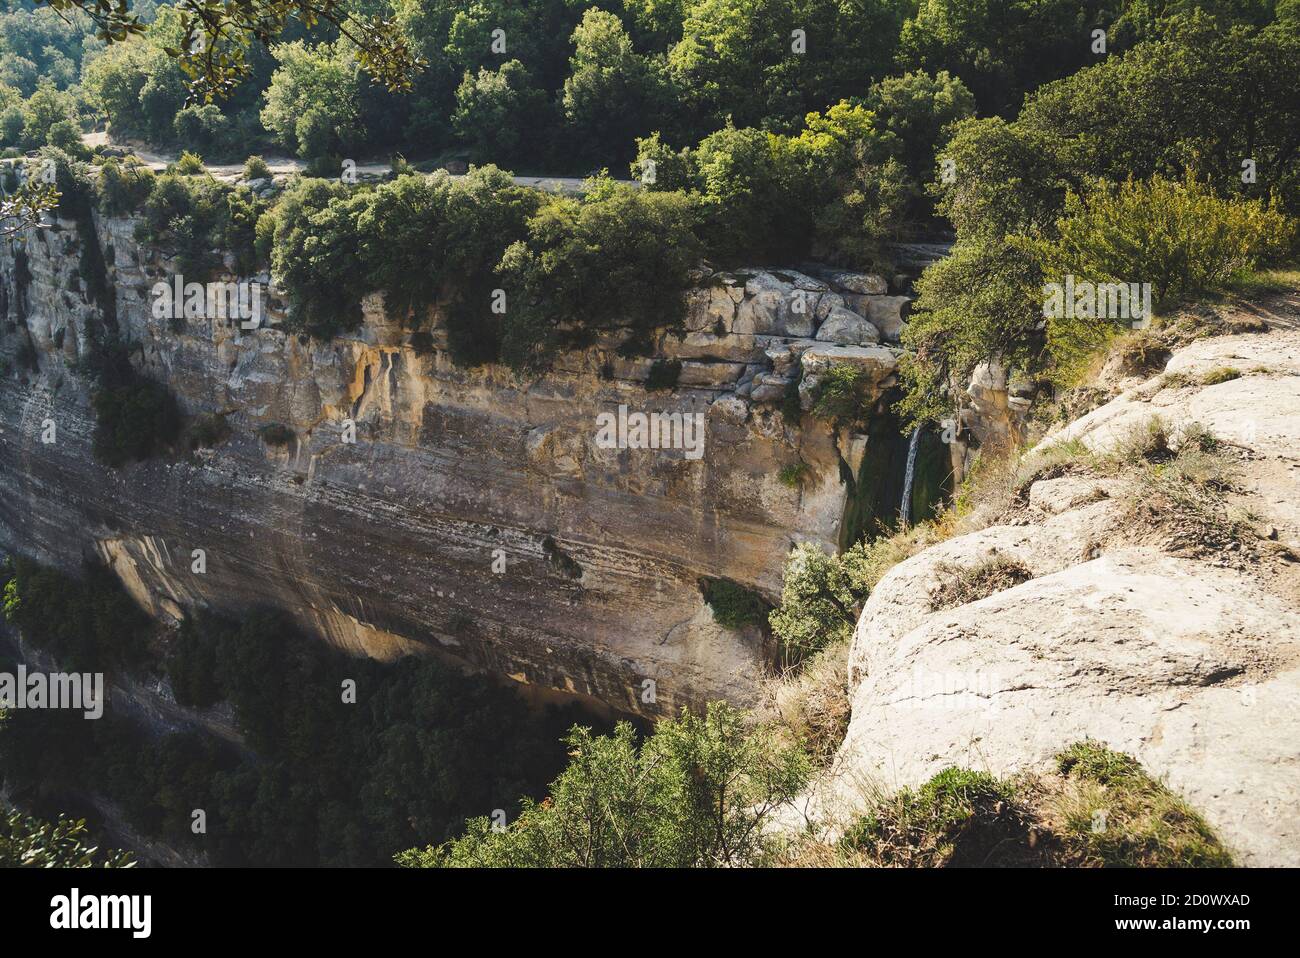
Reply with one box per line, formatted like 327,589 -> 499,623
2,557 -> 155,675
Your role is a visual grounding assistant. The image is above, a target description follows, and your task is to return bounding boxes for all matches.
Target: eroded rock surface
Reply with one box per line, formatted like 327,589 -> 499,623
0,215 -> 907,717
820,326 -> 1300,865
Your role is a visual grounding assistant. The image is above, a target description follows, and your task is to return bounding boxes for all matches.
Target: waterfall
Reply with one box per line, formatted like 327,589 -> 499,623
900,428 -> 922,527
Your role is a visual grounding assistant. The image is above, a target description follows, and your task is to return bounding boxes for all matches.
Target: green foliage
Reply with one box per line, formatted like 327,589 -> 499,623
666,0 -> 906,134
768,541 -> 874,658
777,461 -> 808,488
19,78 -> 76,148
186,412 -> 232,450
863,68 -> 976,183
840,766 -> 1023,867
902,166 -> 1296,407
263,176 -> 364,337
134,170 -> 231,278
0,809 -> 134,868
243,155 -> 272,181
172,104 -> 231,159
2,556 -> 154,675
3,601 -> 583,866
810,363 -> 879,429
562,9 -> 666,165
1052,740 -> 1235,867
899,237 -> 1045,423
402,702 -> 809,867
266,166 -> 539,348
261,40 -> 364,162
699,577 -> 769,629
1032,175 -> 1294,372
169,150 -> 205,174
95,156 -> 156,216
639,100 -> 916,267
497,178 -> 701,371
896,0 -> 1124,115
82,30 -> 187,143
91,374 -> 183,467
452,60 -> 549,166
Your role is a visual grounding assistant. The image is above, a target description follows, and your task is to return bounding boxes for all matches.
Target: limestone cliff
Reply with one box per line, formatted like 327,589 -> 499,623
0,207 -> 906,717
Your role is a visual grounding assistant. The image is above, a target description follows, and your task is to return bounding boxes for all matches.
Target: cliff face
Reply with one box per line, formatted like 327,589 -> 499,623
0,208 -> 905,717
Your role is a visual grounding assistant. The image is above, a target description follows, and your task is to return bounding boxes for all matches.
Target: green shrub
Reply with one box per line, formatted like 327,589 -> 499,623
134,171 -> 231,279
839,767 -> 1026,867
3,601 -> 586,866
777,461 -> 809,488
172,105 -> 232,159
2,557 -> 155,674
0,810 -> 134,868
811,363 -> 881,430
263,177 -> 364,337
769,541 -> 874,659
401,702 -> 809,867
497,178 -> 701,372
700,577 -> 769,629
242,155 -> 272,181
96,157 -> 156,216
1052,741 -> 1234,867
1032,174 -> 1295,373
169,150 -> 205,175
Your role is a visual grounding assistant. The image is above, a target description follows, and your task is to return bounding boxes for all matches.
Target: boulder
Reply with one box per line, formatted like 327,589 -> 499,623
815,306 -> 880,346
843,294 -> 910,341
820,269 -> 888,295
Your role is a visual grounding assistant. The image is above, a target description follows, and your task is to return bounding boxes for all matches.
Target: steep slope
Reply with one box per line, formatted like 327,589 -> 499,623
0,205 -> 907,718
818,301 -> 1300,865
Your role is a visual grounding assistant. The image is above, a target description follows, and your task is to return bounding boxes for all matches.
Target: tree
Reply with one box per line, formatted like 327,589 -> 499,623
451,59 -> 549,165
401,702 -> 809,867
898,236 -> 1045,424
173,102 -> 232,156
896,0 -> 1127,116
80,18 -> 193,142
864,69 -> 976,183
40,0 -> 423,99
19,78 -> 76,148
769,542 -> 874,657
562,9 -> 667,165
260,41 -> 364,161
496,178 -> 701,371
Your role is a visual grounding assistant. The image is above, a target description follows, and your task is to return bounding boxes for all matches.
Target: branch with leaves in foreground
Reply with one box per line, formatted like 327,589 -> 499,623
1,181 -> 60,240
45,0 -> 425,99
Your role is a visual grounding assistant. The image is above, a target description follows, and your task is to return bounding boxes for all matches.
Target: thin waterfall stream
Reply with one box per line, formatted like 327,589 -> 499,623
900,427 -> 922,527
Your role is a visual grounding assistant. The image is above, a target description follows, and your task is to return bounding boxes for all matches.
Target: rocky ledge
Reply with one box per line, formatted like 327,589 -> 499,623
806,313 -> 1300,864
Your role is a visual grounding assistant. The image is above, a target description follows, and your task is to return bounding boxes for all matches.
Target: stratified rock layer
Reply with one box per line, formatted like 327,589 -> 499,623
0,212 -> 905,717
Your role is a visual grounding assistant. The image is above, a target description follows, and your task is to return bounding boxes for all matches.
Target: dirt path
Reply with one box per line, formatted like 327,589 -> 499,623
83,131 -> 623,194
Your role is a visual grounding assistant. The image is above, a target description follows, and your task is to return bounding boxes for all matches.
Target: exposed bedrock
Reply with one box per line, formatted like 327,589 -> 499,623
0,212 -> 908,717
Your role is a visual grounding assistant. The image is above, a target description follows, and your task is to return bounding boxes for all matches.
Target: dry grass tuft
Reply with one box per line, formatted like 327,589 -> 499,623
928,556 -> 1034,611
